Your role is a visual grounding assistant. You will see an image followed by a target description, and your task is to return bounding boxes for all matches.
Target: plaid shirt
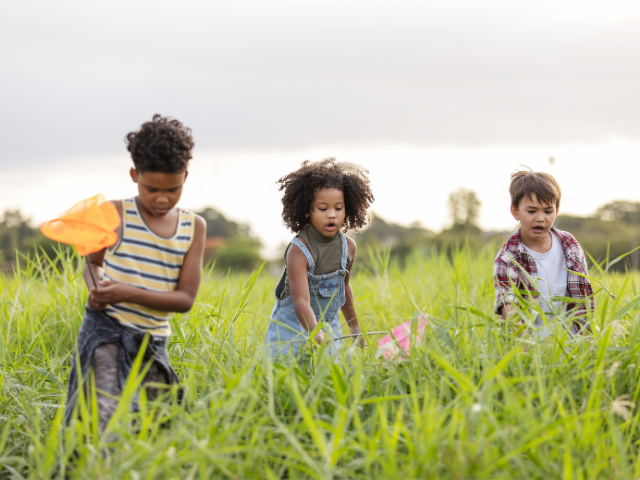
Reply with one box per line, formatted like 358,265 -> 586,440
493,227 -> 595,331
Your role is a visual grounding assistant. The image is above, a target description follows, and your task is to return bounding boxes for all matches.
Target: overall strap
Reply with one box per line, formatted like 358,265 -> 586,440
339,232 -> 349,269
290,237 -> 316,275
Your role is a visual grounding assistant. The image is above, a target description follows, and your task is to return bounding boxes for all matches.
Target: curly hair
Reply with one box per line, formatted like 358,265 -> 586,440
125,114 -> 194,173
277,158 -> 374,233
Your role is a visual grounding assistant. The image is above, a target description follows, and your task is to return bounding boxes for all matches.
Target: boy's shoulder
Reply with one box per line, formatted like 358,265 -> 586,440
551,227 -> 588,270
551,227 -> 581,250
494,229 -> 521,265
176,210 -> 207,243
495,227 -> 583,259
192,213 -> 206,232
109,199 -> 124,214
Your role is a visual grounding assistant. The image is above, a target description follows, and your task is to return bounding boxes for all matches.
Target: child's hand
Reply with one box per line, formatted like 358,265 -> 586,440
87,290 -> 108,311
349,327 -> 366,348
90,280 -> 133,306
314,330 -> 326,346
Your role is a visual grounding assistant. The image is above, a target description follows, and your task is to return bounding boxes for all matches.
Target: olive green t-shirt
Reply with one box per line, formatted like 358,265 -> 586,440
280,224 -> 351,299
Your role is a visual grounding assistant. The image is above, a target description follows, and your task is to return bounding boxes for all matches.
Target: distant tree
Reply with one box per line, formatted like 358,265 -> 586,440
214,237 -> 263,272
447,189 -> 481,228
196,207 -> 243,238
590,201 -> 640,269
555,213 -> 640,271
194,206 -> 263,271
595,201 -> 640,224
350,213 -> 434,267
0,211 -> 57,267
0,211 -> 36,259
354,214 -> 433,246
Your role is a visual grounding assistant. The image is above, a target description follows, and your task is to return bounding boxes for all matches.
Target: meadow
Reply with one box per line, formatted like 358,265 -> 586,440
1,245 -> 639,479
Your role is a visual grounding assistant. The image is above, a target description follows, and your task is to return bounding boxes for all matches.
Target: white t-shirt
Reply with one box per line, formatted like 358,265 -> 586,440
523,231 -> 574,338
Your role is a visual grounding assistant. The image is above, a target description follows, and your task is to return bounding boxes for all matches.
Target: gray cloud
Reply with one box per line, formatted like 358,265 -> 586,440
2,1 -> 640,167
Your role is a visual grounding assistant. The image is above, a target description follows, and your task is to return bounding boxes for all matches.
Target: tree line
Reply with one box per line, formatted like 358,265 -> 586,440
1,193 -> 638,272
0,208 -> 263,273
352,190 -> 640,272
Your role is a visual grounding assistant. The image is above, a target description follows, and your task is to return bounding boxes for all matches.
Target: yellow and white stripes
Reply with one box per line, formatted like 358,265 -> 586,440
103,198 -> 195,336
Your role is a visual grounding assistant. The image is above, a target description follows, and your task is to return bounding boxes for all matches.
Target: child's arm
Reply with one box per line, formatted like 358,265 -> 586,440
494,252 -> 523,325
568,241 -> 595,332
85,250 -> 108,311
494,256 -> 512,319
340,237 -> 364,347
500,303 -> 514,320
89,215 -> 207,313
287,243 -> 327,345
84,200 -> 122,310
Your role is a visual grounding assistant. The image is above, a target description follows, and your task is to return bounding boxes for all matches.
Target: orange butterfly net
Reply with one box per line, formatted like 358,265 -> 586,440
41,194 -> 120,286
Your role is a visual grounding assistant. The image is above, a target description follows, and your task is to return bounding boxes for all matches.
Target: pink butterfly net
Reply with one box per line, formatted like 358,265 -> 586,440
377,314 -> 428,361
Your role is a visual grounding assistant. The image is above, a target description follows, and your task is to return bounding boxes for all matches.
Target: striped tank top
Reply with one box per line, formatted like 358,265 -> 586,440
103,198 -> 195,336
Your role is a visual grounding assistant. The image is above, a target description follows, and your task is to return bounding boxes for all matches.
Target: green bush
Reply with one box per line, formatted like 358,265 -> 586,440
213,236 -> 263,272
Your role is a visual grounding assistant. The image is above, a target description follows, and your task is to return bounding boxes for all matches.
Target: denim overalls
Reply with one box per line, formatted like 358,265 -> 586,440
264,233 -> 348,360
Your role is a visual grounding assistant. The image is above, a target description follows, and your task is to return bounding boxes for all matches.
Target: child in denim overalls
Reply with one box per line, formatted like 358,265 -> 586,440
264,158 -> 374,360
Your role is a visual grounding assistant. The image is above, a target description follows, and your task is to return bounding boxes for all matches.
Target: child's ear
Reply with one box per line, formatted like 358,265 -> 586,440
130,168 -> 138,183
510,205 -> 520,221
184,170 -> 189,182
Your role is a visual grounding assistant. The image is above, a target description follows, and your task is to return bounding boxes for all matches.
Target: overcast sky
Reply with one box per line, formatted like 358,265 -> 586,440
2,1 -> 640,254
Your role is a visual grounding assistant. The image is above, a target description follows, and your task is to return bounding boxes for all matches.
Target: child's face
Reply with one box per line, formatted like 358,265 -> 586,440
511,194 -> 559,242
130,168 -> 187,217
306,188 -> 346,237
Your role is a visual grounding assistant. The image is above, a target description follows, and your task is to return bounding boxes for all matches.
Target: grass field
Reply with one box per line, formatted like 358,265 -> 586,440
1,245 -> 640,479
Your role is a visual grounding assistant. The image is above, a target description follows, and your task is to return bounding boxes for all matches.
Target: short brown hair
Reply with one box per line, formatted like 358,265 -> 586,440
510,166 -> 561,209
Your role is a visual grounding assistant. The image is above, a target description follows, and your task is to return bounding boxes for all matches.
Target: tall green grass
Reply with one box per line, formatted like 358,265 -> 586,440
1,245 -> 639,479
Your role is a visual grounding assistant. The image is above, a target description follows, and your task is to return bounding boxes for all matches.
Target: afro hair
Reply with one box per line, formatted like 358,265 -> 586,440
125,114 -> 194,173
277,158 -> 374,233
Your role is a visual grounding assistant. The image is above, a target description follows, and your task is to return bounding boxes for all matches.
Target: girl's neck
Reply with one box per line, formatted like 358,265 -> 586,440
521,229 -> 553,253
307,223 -> 339,245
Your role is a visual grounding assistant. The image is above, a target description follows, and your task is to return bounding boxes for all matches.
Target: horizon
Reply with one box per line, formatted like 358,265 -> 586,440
3,142 -> 639,258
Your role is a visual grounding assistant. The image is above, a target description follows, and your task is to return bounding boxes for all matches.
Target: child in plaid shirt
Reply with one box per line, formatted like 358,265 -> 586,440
494,167 -> 595,338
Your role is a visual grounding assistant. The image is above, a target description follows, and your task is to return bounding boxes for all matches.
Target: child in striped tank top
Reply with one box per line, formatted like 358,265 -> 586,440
65,115 -> 206,433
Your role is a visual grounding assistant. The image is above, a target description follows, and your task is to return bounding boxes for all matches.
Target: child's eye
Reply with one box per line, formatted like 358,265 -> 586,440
147,188 -> 157,193
336,208 -> 343,211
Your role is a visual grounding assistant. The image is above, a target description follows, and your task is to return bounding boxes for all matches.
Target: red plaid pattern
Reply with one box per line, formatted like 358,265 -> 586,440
494,227 -> 595,331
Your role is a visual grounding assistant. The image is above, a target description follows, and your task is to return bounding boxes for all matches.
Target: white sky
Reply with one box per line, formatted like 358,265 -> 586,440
1,1 -> 640,256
